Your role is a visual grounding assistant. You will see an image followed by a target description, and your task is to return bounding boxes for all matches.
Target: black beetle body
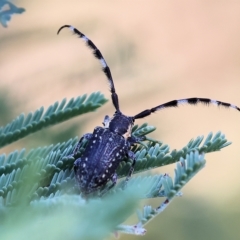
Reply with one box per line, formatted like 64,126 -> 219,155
74,126 -> 129,194
72,112 -> 138,196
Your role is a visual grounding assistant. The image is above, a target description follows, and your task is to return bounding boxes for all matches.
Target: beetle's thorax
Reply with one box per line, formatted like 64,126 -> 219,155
103,112 -> 134,138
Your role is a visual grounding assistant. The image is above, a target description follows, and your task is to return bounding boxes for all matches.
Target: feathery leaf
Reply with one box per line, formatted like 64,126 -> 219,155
0,92 -> 107,148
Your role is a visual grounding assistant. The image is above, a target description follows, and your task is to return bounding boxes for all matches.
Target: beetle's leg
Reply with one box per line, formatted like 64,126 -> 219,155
107,173 -> 118,191
123,150 -> 136,187
110,173 -> 118,188
130,135 -> 162,149
128,135 -> 148,149
102,115 -> 111,128
73,133 -> 92,155
73,158 -> 82,180
128,135 -> 146,144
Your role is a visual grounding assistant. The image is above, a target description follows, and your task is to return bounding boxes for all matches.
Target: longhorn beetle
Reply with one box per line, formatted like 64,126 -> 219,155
58,25 -> 240,197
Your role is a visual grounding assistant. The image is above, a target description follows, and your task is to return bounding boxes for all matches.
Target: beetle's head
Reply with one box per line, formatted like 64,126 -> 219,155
103,112 -> 134,138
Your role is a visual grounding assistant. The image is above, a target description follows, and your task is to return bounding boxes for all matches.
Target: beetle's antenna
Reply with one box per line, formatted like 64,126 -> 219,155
134,98 -> 240,119
57,25 -> 120,112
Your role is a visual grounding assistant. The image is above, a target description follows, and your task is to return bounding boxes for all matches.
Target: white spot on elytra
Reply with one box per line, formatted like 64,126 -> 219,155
95,134 -> 97,137
102,174 -> 106,178
93,140 -> 96,144
109,163 -> 112,168
82,163 -> 86,168
85,157 -> 88,161
116,153 -> 119,157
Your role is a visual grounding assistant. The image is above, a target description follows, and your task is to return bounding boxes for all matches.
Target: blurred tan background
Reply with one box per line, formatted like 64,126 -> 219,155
1,1 -> 240,239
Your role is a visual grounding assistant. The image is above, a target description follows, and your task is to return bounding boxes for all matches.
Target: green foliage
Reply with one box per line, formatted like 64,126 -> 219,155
0,0 -> 25,28
0,92 -> 107,148
0,92 -> 232,239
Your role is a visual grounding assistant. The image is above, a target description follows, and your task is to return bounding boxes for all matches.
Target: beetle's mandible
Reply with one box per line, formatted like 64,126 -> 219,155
58,25 -> 240,196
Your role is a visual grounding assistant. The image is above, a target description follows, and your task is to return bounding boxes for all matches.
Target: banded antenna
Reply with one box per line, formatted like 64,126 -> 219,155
58,26 -> 240,120
134,98 -> 240,119
57,25 -> 120,112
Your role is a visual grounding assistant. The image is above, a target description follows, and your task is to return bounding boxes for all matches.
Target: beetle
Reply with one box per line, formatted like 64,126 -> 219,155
58,25 -> 240,197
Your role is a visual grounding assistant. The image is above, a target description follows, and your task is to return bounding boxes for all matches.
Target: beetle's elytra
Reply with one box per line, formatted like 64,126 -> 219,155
58,25 -> 240,197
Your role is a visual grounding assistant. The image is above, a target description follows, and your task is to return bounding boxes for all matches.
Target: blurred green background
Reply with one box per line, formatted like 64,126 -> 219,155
1,1 -> 240,239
